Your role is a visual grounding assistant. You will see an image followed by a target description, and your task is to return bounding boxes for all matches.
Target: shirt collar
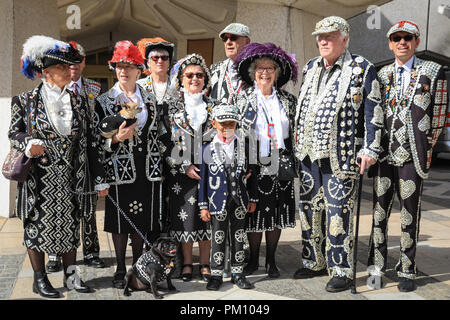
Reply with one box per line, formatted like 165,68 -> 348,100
395,55 -> 415,73
318,51 -> 346,70
111,82 -> 142,104
213,133 -> 237,146
255,84 -> 277,100
69,77 -> 83,91
42,79 -> 70,100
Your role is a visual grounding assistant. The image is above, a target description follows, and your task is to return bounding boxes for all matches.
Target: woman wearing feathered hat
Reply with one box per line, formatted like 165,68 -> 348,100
136,37 -> 179,235
92,40 -> 162,289
163,54 -> 219,282
137,37 -> 178,104
8,35 -> 109,298
234,42 -> 299,278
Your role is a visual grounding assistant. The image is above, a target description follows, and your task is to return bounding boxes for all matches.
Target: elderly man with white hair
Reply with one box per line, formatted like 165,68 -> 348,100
293,16 -> 384,292
210,23 -> 251,104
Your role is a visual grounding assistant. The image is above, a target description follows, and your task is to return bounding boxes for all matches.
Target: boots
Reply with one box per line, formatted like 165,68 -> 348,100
32,271 -> 60,298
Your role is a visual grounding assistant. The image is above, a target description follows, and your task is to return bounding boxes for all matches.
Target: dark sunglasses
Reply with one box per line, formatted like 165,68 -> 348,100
150,55 -> 169,61
183,72 -> 205,79
221,35 -> 239,42
390,34 -> 414,42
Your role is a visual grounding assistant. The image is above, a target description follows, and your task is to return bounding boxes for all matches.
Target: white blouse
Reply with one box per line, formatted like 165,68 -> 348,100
255,85 -> 289,157
183,88 -> 208,132
110,82 -> 147,129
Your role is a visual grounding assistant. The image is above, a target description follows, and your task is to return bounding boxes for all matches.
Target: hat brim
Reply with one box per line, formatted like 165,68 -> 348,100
214,115 -> 240,123
387,29 -> 419,38
311,28 -> 341,36
41,47 -> 83,70
145,42 -> 174,63
176,54 -> 211,91
237,54 -> 292,88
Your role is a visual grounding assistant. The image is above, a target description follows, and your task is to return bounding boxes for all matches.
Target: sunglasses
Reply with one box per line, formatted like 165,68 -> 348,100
390,35 -> 414,42
221,35 -> 239,42
183,72 -> 205,79
150,55 -> 169,61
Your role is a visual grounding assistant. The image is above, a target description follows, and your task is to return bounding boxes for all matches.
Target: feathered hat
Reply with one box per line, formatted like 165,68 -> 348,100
234,42 -> 298,88
20,35 -> 82,80
108,40 -> 145,71
69,40 -> 86,57
137,37 -> 175,63
175,53 -> 211,91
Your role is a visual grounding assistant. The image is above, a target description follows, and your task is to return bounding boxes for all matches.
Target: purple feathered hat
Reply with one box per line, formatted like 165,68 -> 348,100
234,42 -> 298,88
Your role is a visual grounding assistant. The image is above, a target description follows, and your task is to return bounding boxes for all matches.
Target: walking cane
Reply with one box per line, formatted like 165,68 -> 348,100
351,158 -> 364,294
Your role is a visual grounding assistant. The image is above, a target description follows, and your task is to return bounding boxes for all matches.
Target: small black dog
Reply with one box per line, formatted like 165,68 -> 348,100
123,236 -> 178,299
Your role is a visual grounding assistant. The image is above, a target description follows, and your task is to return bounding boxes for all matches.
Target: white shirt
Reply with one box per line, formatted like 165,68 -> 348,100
110,82 -> 147,129
68,78 -> 83,95
183,89 -> 208,132
255,85 -> 289,157
395,55 -> 415,96
41,79 -> 73,136
213,134 -> 236,162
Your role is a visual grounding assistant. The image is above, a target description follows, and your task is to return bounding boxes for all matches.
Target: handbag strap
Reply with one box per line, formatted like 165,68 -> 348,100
25,92 -> 36,137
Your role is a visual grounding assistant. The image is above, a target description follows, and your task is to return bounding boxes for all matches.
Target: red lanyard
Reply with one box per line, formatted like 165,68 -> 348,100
224,72 -> 242,104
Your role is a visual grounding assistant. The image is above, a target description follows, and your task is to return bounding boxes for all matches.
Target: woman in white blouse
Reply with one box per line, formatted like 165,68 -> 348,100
93,41 -> 163,289
234,43 -> 299,278
9,36 -> 109,298
163,54 -> 219,282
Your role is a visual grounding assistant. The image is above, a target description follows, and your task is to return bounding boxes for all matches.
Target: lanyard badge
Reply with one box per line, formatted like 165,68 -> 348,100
267,123 -> 275,138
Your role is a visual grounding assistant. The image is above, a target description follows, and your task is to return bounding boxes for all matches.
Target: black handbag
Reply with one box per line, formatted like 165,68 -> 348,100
277,149 -> 298,181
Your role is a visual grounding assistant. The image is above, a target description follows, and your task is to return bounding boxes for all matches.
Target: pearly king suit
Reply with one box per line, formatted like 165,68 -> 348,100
198,130 -> 258,276
294,50 -> 384,279
367,57 -> 447,279
79,78 -> 103,260
210,59 -> 249,105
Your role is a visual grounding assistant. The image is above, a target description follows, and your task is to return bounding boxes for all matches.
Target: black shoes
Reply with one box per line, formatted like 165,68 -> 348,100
325,276 -> 352,293
84,256 -> 106,268
32,271 -> 60,298
199,264 -> 211,282
265,263 -> 280,278
206,276 -> 223,291
63,273 -> 91,293
231,274 -> 254,289
293,267 -> 327,279
182,264 -> 193,282
46,258 -> 62,273
112,271 -> 126,289
398,277 -> 416,292
243,263 -> 259,276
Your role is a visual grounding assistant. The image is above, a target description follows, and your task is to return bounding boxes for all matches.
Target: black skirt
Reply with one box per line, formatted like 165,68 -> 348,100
104,152 -> 161,239
245,174 -> 296,232
167,171 -> 211,243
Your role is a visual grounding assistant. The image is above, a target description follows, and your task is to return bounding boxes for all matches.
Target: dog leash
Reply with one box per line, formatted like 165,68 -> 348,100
51,160 -> 153,247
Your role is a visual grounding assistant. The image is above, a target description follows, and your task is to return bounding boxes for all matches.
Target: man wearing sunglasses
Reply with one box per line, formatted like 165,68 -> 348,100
367,20 -> 447,292
210,23 -> 251,105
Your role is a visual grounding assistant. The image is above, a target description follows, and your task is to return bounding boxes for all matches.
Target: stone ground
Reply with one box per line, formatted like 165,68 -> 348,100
1,157 -> 449,301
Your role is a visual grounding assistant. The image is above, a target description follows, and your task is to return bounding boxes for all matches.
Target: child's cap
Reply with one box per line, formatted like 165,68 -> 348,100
213,103 -> 241,123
